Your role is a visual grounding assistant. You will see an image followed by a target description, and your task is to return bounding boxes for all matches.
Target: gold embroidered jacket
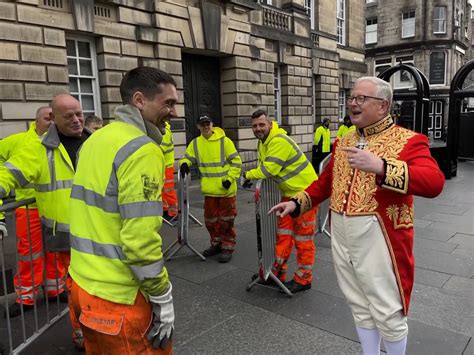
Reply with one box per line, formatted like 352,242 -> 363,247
297,115 -> 445,314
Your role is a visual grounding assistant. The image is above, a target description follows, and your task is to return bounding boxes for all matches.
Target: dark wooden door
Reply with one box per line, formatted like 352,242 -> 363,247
182,53 -> 222,143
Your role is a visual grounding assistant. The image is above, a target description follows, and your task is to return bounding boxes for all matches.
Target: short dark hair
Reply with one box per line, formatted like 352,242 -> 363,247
343,115 -> 351,122
251,109 -> 268,119
120,66 -> 177,104
85,115 -> 102,126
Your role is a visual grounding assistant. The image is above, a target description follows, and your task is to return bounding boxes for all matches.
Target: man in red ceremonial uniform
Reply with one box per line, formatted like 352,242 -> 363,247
270,76 -> 445,355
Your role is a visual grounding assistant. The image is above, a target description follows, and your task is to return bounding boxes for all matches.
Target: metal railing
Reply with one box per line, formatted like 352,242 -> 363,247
0,198 -> 68,355
317,153 -> 331,239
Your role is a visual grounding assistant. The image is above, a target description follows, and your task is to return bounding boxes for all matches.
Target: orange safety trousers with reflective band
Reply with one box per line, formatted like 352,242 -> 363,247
204,196 -> 237,253
162,166 -> 178,217
14,208 -> 66,305
58,252 -> 83,347
71,279 -> 173,355
272,198 -> 318,285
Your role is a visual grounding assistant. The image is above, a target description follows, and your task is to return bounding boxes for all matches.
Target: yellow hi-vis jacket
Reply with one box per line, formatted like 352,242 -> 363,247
0,123 -> 89,251
69,105 -> 169,304
246,121 -> 317,197
313,125 -> 331,153
0,123 -> 38,207
160,122 -> 174,168
180,127 -> 242,197
336,124 -> 356,138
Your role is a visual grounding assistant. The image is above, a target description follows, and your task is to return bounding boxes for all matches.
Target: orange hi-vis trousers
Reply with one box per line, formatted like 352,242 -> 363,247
162,166 -> 178,217
272,198 -> 318,285
58,252 -> 84,348
204,196 -> 237,253
14,208 -> 66,305
71,279 -> 173,355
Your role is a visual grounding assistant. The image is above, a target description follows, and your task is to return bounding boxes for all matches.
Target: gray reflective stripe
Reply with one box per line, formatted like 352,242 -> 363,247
71,185 -> 118,213
41,217 -> 69,232
119,201 -> 163,219
282,150 -> 303,169
274,256 -> 285,265
35,179 -> 73,192
277,228 -> 294,235
274,160 -> 310,184
220,216 -> 235,221
193,139 -> 200,165
230,162 -> 242,168
18,252 -> 42,262
161,147 -> 174,154
199,161 -> 226,167
70,234 -> 126,260
4,162 -> 29,187
227,152 -> 239,161
275,134 -> 301,153
294,234 -> 313,241
129,259 -> 165,281
260,164 -> 273,178
0,185 -> 7,198
266,156 -> 286,166
200,171 -> 228,177
205,217 -> 218,223
301,221 -> 316,227
298,264 -> 313,270
183,154 -> 197,165
194,137 -> 226,168
221,244 -> 234,250
160,141 -> 173,147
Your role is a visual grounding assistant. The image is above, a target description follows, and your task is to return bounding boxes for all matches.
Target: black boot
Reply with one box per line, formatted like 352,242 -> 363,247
5,303 -> 34,318
202,245 -> 221,257
218,252 -> 232,263
282,280 -> 311,293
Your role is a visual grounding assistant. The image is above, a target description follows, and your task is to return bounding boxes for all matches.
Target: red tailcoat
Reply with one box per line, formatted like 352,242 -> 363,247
300,116 -> 445,314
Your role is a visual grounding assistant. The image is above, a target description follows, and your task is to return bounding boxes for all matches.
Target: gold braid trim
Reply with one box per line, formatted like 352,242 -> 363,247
382,159 -> 409,194
293,191 -> 312,215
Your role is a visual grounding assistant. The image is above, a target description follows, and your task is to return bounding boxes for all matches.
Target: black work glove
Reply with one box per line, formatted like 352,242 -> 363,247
179,163 -> 189,178
242,179 -> 252,189
222,180 -> 231,189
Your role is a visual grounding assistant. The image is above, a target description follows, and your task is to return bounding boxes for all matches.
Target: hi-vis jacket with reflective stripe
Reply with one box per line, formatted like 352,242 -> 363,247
0,123 -> 89,251
246,121 -> 317,197
180,127 -> 242,197
0,123 -> 38,207
160,122 -> 174,168
313,125 -> 331,153
69,105 -> 170,305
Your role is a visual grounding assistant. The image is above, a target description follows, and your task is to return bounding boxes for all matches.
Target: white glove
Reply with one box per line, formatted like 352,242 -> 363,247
147,283 -> 174,349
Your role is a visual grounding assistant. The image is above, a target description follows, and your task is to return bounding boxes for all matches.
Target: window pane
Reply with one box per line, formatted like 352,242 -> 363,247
79,78 -> 93,93
68,58 -> 78,75
69,78 -> 79,93
66,40 -> 76,57
81,95 -> 94,111
79,59 -> 93,76
78,41 -> 91,58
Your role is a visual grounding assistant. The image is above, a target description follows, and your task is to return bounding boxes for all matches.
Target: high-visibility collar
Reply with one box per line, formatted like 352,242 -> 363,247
114,104 -> 163,145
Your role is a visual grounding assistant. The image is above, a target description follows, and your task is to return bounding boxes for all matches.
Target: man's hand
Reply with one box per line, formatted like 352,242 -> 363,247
222,180 -> 231,189
341,147 -> 384,175
268,201 -> 296,218
179,163 -> 189,178
147,284 -> 174,350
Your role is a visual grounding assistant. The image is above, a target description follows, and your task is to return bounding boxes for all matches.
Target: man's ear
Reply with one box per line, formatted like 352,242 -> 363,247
132,91 -> 145,110
49,111 -> 56,122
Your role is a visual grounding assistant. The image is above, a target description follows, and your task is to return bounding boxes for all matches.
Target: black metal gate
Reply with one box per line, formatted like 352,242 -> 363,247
182,53 -> 222,143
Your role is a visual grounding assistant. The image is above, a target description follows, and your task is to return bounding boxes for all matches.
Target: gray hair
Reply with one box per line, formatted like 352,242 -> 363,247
355,76 -> 393,108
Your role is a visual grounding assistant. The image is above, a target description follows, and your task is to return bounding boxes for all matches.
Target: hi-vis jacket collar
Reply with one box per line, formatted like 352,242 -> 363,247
41,122 -> 92,149
114,104 -> 163,145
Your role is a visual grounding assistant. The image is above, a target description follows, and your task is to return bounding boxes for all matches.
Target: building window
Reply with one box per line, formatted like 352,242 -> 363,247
429,51 -> 446,85
366,18 -> 378,44
338,90 -> 346,121
66,37 -> 101,117
366,0 -> 377,3
433,7 -> 446,34
274,66 -> 281,124
258,0 -> 272,4
402,10 -> 415,38
374,58 -> 391,77
336,0 -> 345,45
304,0 -> 314,30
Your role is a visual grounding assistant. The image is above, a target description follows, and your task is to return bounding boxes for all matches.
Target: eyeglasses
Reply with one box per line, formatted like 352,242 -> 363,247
347,95 -> 385,106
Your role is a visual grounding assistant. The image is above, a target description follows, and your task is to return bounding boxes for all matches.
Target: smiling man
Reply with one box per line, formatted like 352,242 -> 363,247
69,67 -> 178,354
270,77 -> 445,355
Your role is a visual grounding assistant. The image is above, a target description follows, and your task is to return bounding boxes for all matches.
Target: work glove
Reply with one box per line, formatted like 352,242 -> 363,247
147,283 -> 174,349
0,221 -> 7,241
239,173 -> 253,189
222,180 -> 231,189
179,163 -> 189,178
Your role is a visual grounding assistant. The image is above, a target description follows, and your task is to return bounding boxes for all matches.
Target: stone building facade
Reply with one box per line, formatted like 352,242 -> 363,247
365,0 -> 472,141
0,0 -> 366,159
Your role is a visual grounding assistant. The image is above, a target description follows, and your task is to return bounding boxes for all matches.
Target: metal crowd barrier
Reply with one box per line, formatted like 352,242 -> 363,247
238,148 -> 258,172
317,153 -> 332,239
245,179 -> 293,296
0,198 -> 68,355
163,172 -> 205,261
